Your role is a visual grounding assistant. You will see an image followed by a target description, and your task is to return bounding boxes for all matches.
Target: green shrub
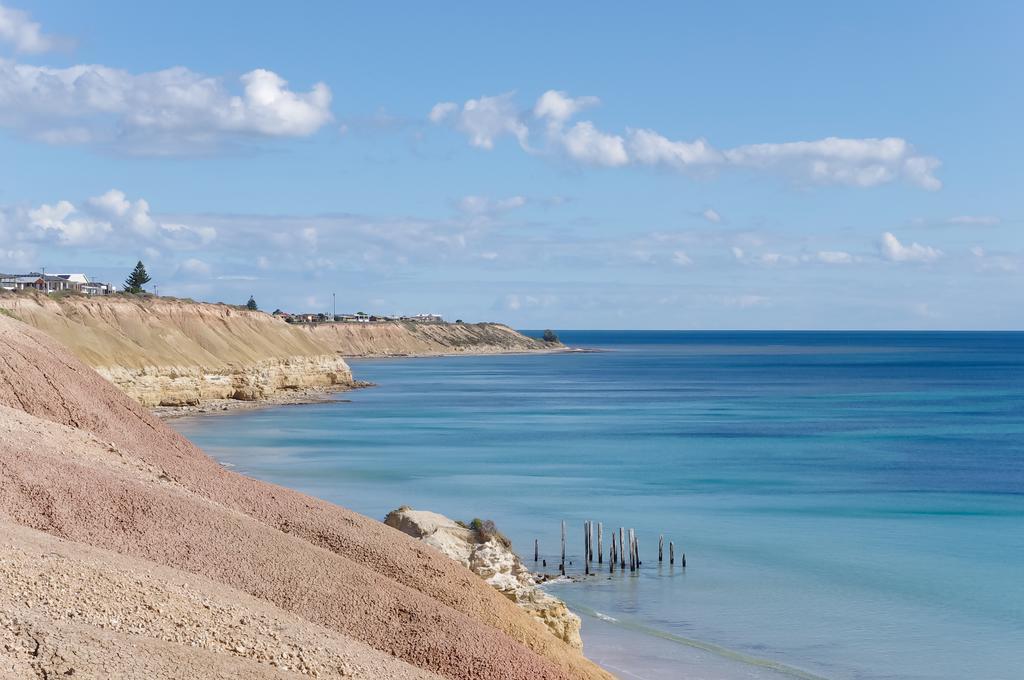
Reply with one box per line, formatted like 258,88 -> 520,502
468,518 -> 512,548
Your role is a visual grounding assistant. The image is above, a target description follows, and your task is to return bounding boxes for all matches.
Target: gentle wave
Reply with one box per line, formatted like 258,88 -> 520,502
569,601 -> 830,680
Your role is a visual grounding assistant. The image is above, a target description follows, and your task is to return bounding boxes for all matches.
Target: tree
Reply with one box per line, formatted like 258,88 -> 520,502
123,261 -> 151,294
542,329 -> 559,343
246,296 -> 258,311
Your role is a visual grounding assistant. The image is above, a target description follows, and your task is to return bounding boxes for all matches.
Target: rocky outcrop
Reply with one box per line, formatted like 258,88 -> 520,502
96,355 -> 353,407
0,293 -> 354,407
385,507 -> 583,650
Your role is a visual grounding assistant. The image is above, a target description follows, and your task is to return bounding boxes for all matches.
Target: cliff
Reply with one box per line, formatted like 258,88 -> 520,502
0,293 -> 353,407
306,320 -> 554,356
0,293 -> 555,408
0,314 -> 612,680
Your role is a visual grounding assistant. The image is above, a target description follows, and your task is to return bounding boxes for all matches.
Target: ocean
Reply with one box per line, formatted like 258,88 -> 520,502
171,331 -> 1024,680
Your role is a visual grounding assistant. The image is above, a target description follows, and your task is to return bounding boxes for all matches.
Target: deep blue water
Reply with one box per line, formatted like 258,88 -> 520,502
172,331 -> 1024,680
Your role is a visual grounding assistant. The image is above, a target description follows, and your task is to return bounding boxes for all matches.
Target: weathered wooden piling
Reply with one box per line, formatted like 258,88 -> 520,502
682,552 -> 687,568
534,538 -> 539,562
659,534 -> 664,562
597,522 -> 604,564
669,540 -> 675,565
587,521 -> 594,563
619,528 -> 626,568
635,534 -> 641,568
583,521 -> 591,575
560,520 -> 566,575
628,528 -> 636,571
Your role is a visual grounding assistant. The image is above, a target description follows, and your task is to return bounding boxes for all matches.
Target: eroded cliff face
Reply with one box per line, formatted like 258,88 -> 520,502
307,320 -> 556,356
0,293 -> 557,406
0,294 -> 353,406
384,507 -> 583,650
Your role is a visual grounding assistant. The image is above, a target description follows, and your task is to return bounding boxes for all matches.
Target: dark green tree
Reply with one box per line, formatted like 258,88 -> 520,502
123,261 -> 151,294
542,329 -> 559,343
246,296 -> 258,311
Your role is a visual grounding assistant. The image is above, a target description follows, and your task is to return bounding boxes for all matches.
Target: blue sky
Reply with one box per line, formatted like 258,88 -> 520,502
1,1 -> 1021,329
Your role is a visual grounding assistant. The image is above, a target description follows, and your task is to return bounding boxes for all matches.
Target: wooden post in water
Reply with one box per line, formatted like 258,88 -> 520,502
534,538 -> 539,562
597,522 -> 604,564
659,534 -> 664,562
619,528 -> 626,568
628,529 -> 635,571
588,521 -> 594,563
669,541 -> 675,565
635,534 -> 641,568
560,520 -> 566,575
682,552 -> 686,568
585,520 -> 593,573
609,532 -> 616,572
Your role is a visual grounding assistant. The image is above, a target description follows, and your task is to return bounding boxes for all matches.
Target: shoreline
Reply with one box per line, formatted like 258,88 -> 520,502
152,381 -> 375,420
341,345 -> 596,360
154,346 -> 599,420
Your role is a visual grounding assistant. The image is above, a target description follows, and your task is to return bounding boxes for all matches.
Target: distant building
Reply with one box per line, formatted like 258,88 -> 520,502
402,313 -> 444,323
0,272 -> 115,295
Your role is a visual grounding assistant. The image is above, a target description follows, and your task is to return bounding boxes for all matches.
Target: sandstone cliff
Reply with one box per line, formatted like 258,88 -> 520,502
0,293 -> 353,407
0,293 -> 556,407
385,508 -> 583,650
0,314 -> 613,680
307,319 -> 555,356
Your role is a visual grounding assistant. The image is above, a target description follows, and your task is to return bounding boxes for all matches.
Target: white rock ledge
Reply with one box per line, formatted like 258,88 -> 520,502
384,507 -> 583,650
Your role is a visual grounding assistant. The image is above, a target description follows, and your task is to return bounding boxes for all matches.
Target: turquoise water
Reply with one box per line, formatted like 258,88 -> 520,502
172,331 -> 1024,679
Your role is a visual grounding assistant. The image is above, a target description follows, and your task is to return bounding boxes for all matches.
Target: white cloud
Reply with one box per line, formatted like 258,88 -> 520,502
300,227 -> 318,248
86,189 -> 215,246
28,200 -> 112,245
179,258 -> 212,277
723,137 -> 941,190
457,195 -> 527,215
816,250 -> 853,264
731,246 -> 745,261
533,90 -> 599,125
0,2 -> 63,53
559,121 -> 629,167
7,189 -> 216,252
499,293 -> 557,312
0,60 -> 332,153
0,246 -> 31,269
671,250 -> 693,266
721,294 -> 770,309
627,128 -> 723,168
428,92 -> 528,150
969,245 -> 1018,272
701,208 -> 722,223
880,232 -> 942,262
432,89 -> 941,190
950,215 -> 1000,226
428,101 -> 457,123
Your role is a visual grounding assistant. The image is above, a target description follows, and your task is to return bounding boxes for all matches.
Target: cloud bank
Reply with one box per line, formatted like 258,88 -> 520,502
431,89 -> 942,190
0,61 -> 332,152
